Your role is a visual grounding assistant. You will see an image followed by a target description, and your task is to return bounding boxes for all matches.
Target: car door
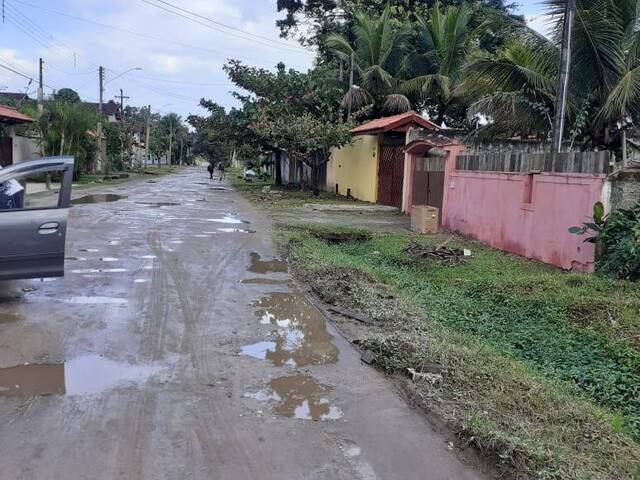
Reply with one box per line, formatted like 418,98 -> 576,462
0,157 -> 74,281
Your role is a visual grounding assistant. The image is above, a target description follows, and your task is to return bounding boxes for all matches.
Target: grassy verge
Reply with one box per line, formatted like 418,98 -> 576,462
227,167 -> 367,209
278,224 -> 640,479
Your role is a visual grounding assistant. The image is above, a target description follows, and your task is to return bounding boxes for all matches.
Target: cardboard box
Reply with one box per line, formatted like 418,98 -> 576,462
411,205 -> 439,234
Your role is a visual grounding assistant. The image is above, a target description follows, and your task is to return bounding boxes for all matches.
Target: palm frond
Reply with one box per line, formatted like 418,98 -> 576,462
383,94 -> 412,114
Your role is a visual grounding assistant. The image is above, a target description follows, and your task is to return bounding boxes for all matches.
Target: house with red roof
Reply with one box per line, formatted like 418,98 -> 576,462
326,111 -> 463,213
0,105 -> 36,167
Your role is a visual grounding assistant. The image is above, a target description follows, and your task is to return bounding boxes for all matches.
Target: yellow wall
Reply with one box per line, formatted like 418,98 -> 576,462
326,134 -> 379,203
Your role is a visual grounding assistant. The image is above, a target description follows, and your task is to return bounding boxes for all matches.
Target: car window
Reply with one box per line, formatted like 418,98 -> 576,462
0,158 -> 74,211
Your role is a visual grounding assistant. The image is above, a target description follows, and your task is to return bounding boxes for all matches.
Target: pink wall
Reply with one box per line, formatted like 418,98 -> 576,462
442,170 -> 606,272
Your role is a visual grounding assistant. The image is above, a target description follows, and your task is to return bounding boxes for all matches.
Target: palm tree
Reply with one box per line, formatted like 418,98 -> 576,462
401,1 -> 480,126
325,6 -> 411,117
464,0 -> 640,146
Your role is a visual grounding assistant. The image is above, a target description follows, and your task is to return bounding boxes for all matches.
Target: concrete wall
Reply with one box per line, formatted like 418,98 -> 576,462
609,170 -> 640,210
11,131 -> 40,163
443,171 -> 606,272
327,134 -> 379,202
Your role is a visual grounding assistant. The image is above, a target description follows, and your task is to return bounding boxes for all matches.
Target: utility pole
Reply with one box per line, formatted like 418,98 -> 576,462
97,66 -> 106,174
115,89 -> 130,168
167,116 -> 173,166
551,0 -> 575,154
180,138 -> 184,165
145,105 -> 151,169
37,58 -> 43,114
115,89 -> 129,122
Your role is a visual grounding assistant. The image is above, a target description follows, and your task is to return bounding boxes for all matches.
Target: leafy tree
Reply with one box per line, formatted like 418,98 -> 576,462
54,88 -> 81,104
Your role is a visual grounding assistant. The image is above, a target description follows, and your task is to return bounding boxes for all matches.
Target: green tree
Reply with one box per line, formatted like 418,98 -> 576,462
53,88 -> 81,104
325,6 -> 411,117
401,2 -> 482,126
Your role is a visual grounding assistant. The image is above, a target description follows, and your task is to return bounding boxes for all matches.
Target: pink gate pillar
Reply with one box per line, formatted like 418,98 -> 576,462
401,137 -> 465,216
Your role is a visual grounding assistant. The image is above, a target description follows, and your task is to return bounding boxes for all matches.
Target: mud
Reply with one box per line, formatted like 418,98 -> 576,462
0,355 -> 160,397
0,312 -> 20,323
247,375 -> 343,421
241,293 -> 338,368
71,194 -> 127,205
247,252 -> 288,274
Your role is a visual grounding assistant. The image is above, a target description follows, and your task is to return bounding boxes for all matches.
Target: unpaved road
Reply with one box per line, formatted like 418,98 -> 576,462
0,169 -> 489,480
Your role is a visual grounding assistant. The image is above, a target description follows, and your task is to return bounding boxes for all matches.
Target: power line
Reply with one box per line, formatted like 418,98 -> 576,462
140,0 -> 308,53
129,74 -> 233,86
13,0 -> 310,70
0,59 -> 59,91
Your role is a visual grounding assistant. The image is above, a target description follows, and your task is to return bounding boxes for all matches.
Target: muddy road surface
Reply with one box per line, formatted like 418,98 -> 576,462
0,169 -> 488,480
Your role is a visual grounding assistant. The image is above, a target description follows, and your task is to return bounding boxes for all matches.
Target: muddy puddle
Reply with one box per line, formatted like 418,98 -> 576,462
206,215 -> 249,224
241,278 -> 291,286
248,252 -> 288,274
70,268 -> 127,274
240,293 -> 338,367
0,355 -> 160,397
71,194 -> 127,205
245,375 -> 343,421
218,228 -> 256,234
134,201 -> 181,208
63,296 -> 128,305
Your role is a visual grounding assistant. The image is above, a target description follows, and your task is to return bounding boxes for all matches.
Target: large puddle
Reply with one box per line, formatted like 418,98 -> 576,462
134,201 -> 181,208
247,252 -> 288,274
245,375 -> 343,421
206,215 -> 250,224
71,194 -> 127,205
240,293 -> 338,367
0,355 -> 160,397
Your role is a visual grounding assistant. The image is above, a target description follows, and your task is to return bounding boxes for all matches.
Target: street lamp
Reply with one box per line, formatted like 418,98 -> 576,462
104,67 -> 142,85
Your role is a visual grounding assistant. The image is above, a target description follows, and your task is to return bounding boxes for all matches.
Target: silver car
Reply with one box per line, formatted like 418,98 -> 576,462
0,157 -> 74,280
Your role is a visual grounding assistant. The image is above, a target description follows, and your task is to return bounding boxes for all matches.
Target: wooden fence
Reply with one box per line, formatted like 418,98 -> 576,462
456,151 -> 611,174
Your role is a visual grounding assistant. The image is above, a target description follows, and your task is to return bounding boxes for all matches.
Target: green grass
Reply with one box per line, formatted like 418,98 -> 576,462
227,166 -> 369,209
280,225 -> 640,479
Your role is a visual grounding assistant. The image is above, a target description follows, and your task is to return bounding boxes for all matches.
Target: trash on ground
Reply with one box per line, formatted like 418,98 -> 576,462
407,368 -> 443,384
403,239 -> 466,266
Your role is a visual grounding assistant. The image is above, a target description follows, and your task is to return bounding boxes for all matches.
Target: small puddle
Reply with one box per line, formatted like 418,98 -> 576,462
0,355 -> 160,397
71,194 -> 127,205
245,375 -> 343,421
240,293 -> 338,367
70,268 -> 128,274
79,248 -> 100,253
135,201 -> 181,208
248,252 -> 288,274
63,296 -> 128,305
241,278 -> 291,286
206,215 -> 250,224
218,228 -> 255,234
100,257 -> 119,262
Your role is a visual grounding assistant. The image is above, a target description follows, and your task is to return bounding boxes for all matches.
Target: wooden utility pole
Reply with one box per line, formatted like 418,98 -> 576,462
97,66 -> 105,173
37,58 -> 43,113
145,105 -> 151,169
167,117 -> 173,166
115,89 -> 129,122
551,0 -> 575,154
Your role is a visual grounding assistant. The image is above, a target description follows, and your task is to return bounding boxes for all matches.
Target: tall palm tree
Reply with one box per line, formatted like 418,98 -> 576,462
325,6 -> 411,117
401,1 -> 480,126
464,0 -> 640,146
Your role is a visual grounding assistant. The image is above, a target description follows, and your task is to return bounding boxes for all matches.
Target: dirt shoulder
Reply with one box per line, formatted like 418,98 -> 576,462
231,175 -> 640,479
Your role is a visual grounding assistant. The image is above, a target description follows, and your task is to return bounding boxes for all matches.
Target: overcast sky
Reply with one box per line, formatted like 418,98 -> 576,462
0,0 -> 549,119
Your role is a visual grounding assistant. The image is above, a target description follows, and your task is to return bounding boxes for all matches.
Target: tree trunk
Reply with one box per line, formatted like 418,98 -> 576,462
274,150 -> 283,186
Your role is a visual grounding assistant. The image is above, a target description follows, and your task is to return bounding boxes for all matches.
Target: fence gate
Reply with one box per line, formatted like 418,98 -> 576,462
412,155 -> 445,224
378,138 -> 405,207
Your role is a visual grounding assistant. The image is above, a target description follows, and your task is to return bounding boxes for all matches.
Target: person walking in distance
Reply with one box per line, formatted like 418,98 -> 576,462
207,162 -> 214,181
218,162 -> 225,181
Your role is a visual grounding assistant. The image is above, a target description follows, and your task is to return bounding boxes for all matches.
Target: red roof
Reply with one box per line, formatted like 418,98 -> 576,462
0,105 -> 34,124
351,111 -> 439,135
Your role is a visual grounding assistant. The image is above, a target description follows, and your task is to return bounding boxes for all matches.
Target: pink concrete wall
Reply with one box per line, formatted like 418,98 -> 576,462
443,171 -> 606,272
